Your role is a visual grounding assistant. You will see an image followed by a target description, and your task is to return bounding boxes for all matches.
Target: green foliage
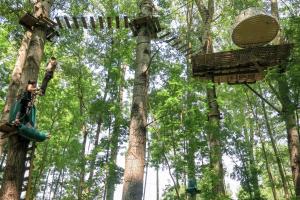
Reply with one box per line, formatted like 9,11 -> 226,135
0,0 -> 299,199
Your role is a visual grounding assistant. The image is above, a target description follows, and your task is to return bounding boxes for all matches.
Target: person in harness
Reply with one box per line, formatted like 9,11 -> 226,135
40,57 -> 57,96
15,80 -> 38,125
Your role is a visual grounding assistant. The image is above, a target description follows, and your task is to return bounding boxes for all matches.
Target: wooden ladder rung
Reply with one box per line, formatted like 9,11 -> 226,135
124,16 -> 129,28
177,43 -> 189,51
99,16 -> 104,29
115,16 -> 120,29
181,47 -> 192,54
90,16 -> 96,29
23,177 -> 29,182
55,17 -> 63,29
73,16 -> 79,28
158,32 -> 171,39
64,16 -> 71,28
81,16 -> 87,29
164,36 -> 177,43
171,40 -> 182,47
107,17 -> 112,29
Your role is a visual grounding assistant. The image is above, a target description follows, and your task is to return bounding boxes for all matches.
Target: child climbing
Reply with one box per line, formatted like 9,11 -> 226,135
40,57 -> 57,96
15,80 -> 38,125
11,80 -> 50,142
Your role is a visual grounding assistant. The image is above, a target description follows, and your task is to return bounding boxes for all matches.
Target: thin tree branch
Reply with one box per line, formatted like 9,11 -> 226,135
267,81 -> 281,101
244,83 -> 281,113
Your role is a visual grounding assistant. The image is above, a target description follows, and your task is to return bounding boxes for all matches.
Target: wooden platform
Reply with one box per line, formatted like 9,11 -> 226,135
129,16 -> 161,38
192,44 -> 292,84
19,13 -> 59,41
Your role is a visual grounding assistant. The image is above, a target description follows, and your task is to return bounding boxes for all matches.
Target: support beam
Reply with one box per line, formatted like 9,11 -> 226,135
244,83 -> 281,113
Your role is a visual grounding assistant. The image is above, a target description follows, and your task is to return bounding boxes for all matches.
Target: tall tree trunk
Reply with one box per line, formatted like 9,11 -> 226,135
106,64 -> 125,200
259,134 -> 278,200
42,168 -> 51,200
187,140 -> 196,200
87,118 -> 102,186
78,126 -> 88,200
0,30 -> 32,156
271,0 -> 300,197
252,109 -> 279,200
88,71 -> 110,190
246,124 -> 262,199
186,3 -> 197,200
142,137 -> 149,200
0,1 -> 53,199
195,0 -> 225,196
156,166 -> 159,200
122,0 -> 153,199
260,92 -> 290,199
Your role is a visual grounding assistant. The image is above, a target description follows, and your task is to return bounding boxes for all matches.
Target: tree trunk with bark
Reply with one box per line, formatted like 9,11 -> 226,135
122,0 -> 153,199
270,0 -> 300,197
260,94 -> 290,199
195,0 -> 225,196
106,65 -> 125,200
0,1 -> 53,199
246,124 -> 262,199
0,30 -> 32,156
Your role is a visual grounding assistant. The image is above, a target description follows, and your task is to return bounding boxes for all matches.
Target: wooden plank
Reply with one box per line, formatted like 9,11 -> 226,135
158,32 -> 171,39
81,16 -> 87,29
177,43 -> 189,51
153,17 -> 161,32
64,16 -> 71,28
99,16 -> 104,29
41,16 -> 57,27
171,40 -> 182,48
19,13 -> 39,30
181,47 -> 192,54
55,17 -> 63,28
107,16 -> 112,28
90,16 -> 96,29
115,16 -> 120,29
73,16 -> 79,28
164,36 -> 177,43
124,16 -> 129,28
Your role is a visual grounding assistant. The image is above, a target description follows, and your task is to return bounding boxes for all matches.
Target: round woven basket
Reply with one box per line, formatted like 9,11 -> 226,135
232,7 -> 279,48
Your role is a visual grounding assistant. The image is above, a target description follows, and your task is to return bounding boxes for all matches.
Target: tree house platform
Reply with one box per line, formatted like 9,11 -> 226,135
192,44 -> 292,84
19,12 -> 59,41
129,16 -> 161,38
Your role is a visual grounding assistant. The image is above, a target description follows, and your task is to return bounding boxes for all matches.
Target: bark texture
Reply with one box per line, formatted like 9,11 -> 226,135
106,65 -> 125,200
271,0 -> 300,197
0,1 -> 53,199
122,0 -> 153,199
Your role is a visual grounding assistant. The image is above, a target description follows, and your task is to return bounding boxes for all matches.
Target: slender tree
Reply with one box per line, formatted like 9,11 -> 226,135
271,0 -> 300,197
